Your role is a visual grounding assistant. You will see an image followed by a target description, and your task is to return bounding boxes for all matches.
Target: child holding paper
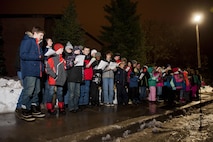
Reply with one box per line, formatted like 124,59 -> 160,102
79,46 -> 93,108
90,52 -> 102,106
102,51 -> 116,106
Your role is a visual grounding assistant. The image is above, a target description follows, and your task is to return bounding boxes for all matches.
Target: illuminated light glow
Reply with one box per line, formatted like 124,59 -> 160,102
192,13 -> 203,24
194,15 -> 201,22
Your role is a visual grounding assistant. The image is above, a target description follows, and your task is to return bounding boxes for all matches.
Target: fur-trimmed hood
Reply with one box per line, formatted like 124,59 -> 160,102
25,31 -> 33,38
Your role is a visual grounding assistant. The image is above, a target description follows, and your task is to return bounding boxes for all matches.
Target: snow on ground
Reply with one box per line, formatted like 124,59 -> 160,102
0,77 -> 212,114
0,77 -> 22,113
200,85 -> 213,93
114,103 -> 213,142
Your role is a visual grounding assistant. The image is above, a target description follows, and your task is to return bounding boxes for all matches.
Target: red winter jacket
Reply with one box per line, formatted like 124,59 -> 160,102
84,59 -> 93,80
46,54 -> 67,86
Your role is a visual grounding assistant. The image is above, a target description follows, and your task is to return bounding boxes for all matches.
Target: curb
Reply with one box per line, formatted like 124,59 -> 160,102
49,93 -> 213,142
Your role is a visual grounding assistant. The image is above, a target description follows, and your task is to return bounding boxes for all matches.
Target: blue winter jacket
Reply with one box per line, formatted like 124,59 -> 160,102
129,72 -> 139,88
20,33 -> 44,79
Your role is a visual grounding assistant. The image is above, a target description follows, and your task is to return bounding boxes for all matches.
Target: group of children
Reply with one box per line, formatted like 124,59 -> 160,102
43,40 -> 202,113
16,27 -> 202,122
128,63 -> 202,106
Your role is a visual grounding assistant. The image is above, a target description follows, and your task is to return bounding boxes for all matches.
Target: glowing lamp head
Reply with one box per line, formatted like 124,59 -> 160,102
192,13 -> 203,24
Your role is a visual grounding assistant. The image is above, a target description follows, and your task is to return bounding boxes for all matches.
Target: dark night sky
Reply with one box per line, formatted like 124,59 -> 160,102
1,0 -> 212,37
0,0 -> 213,75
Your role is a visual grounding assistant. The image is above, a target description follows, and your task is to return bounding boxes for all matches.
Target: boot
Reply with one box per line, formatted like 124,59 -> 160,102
46,103 -> 57,115
19,108 -> 35,122
31,105 -> 46,118
58,102 -> 66,115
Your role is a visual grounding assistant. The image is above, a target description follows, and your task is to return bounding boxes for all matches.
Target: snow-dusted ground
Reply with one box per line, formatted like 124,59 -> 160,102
116,102 -> 213,142
0,77 -> 212,114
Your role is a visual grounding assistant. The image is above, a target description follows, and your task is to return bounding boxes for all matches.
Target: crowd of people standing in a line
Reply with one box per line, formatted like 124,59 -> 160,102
15,26 -> 202,121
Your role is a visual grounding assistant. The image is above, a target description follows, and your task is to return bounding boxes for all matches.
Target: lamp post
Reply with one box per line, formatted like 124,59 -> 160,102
193,14 -> 202,69
192,13 -> 203,131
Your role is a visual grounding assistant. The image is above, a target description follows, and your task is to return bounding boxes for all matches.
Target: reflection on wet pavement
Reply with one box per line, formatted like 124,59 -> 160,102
0,102 -> 177,142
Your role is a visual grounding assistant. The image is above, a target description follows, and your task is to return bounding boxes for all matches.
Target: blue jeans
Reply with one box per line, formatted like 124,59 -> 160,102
21,76 -> 40,110
42,80 -> 49,104
157,86 -> 162,96
102,78 -> 114,104
64,90 -> 69,105
16,71 -> 23,109
79,80 -> 91,105
157,86 -> 163,100
68,82 -> 80,111
139,86 -> 147,100
47,85 -> 63,103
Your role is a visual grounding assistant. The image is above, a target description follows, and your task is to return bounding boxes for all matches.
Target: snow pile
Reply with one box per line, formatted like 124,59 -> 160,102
200,85 -> 213,93
0,78 -> 22,113
122,130 -> 131,138
101,134 -> 111,141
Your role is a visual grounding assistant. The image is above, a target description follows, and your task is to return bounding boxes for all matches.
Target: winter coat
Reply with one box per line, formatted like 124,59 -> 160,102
148,67 -> 158,87
163,74 -> 174,89
19,32 -> 44,79
139,71 -> 150,87
190,74 -> 201,86
83,55 -> 93,80
126,66 -> 132,83
173,73 -> 184,90
183,71 -> 191,91
65,52 -> 83,83
156,72 -> 164,87
129,71 -> 139,88
46,54 -> 67,86
102,59 -> 115,79
115,67 -> 127,86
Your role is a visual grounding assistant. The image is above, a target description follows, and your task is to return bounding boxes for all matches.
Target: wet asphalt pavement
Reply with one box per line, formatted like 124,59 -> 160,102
0,94 -> 212,142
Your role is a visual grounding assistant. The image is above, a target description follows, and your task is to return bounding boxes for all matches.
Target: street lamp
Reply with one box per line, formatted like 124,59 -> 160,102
192,13 -> 202,69
192,13 -> 203,131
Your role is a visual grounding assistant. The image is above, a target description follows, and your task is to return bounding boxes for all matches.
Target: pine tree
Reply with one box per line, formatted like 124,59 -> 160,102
100,0 -> 144,62
53,0 -> 84,46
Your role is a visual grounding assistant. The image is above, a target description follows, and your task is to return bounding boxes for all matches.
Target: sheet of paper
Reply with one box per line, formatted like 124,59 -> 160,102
97,60 -> 109,70
87,57 -> 96,67
44,48 -> 55,56
125,66 -> 130,72
74,55 -> 85,66
108,62 -> 117,70
139,73 -> 144,80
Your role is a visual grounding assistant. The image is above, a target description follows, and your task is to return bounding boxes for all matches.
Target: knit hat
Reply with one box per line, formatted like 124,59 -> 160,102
73,46 -> 81,51
172,67 -> 179,74
54,43 -> 64,51
65,41 -> 73,50
131,60 -> 137,65
143,65 -> 148,69
114,52 -> 121,57
91,49 -> 97,56
95,52 -> 101,57
78,45 -> 84,50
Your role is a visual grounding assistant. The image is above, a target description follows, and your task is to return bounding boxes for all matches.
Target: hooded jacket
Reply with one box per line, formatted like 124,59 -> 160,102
148,67 -> 158,87
46,54 -> 67,86
19,32 -> 44,79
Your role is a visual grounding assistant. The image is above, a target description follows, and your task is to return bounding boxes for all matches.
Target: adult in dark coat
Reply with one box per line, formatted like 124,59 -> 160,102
65,46 -> 83,112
